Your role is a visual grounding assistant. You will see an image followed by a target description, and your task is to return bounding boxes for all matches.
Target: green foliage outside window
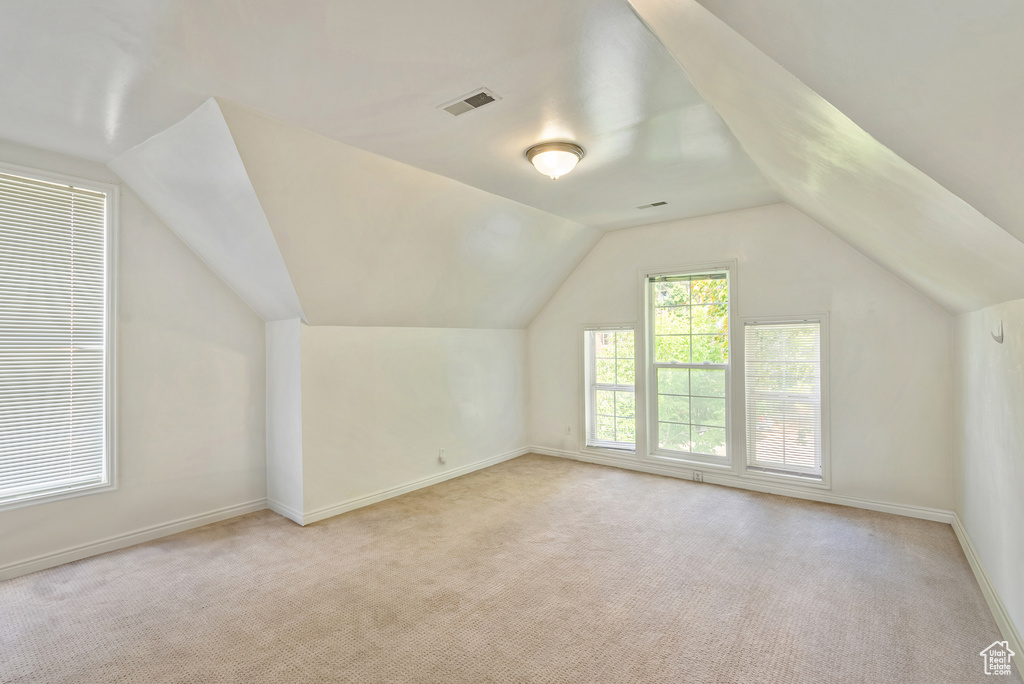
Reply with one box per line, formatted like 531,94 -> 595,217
591,329 -> 635,446
653,274 -> 729,457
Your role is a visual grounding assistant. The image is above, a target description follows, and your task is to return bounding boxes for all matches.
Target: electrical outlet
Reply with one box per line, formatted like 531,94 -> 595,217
692,471 -> 703,483
566,424 -> 572,435
438,448 -> 446,465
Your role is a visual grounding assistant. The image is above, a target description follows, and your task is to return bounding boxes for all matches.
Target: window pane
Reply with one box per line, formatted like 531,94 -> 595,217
615,391 -> 635,418
655,335 -> 690,364
654,280 -> 689,306
691,304 -> 728,335
745,321 -> 822,477
692,426 -> 727,456
649,272 -> 729,460
690,368 -> 725,397
586,328 -> 635,449
617,358 -> 635,385
782,363 -> 818,393
657,367 -> 689,395
596,390 -> 615,415
615,330 -> 634,354
655,307 -> 690,335
691,397 -> 726,427
691,334 -> 728,364
784,402 -> 818,469
691,276 -> 728,304
658,394 -> 689,423
594,331 -> 615,358
596,358 -> 616,384
659,422 -> 691,452
0,172 -> 109,508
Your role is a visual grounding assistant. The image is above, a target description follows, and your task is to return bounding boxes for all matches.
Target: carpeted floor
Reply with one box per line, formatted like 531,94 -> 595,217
1,454 -> 1018,683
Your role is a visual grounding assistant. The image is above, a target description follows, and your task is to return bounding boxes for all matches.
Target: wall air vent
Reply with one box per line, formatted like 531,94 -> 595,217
439,88 -> 501,116
637,201 -> 668,210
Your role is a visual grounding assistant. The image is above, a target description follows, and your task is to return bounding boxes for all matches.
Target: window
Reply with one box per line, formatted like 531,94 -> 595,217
584,328 -> 635,450
0,166 -> 115,509
648,271 -> 730,461
744,320 -> 823,479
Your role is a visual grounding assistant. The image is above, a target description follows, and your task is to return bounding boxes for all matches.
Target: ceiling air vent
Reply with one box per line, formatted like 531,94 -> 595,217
637,201 -> 668,210
439,88 -> 501,116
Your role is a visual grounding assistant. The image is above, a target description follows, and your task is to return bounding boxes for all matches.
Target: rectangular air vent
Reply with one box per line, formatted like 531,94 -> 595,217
637,201 -> 668,210
439,88 -> 501,116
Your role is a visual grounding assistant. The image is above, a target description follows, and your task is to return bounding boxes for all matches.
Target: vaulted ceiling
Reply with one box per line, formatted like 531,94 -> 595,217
1,0 -> 777,229
631,0 -> 1024,313
4,0 -> 1024,324
693,0 -> 1024,243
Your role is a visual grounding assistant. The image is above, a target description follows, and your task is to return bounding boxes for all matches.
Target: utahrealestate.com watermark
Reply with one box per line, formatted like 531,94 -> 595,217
980,641 -> 1015,676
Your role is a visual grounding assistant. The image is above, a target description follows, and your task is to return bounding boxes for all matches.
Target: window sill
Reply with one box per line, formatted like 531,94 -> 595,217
583,444 -> 636,458
740,467 -> 830,490
646,451 -> 733,471
0,480 -> 116,514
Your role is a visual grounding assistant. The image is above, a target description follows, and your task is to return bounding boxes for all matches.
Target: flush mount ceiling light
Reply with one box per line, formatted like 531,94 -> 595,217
525,142 -> 585,180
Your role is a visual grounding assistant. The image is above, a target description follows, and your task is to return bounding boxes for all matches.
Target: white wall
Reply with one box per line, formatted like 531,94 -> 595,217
299,326 -> 526,518
110,99 -> 306,322
220,100 -> 600,329
953,300 -> 1024,649
0,140 -> 267,577
528,203 -> 954,511
266,319 -> 303,521
630,0 -> 1024,314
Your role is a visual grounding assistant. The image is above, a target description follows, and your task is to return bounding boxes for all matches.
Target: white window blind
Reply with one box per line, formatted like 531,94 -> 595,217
744,321 -> 821,478
0,169 -> 111,507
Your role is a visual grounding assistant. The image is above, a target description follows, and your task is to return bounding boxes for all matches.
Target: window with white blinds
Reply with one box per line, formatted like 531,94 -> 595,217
0,167 -> 114,509
744,321 -> 823,479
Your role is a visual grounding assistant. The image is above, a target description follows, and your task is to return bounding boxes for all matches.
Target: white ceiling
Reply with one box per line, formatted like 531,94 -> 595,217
111,98 -> 602,327
220,101 -> 601,327
6,0 -> 1024,319
693,0 -> 1024,243
0,0 -> 778,230
630,0 -> 1024,313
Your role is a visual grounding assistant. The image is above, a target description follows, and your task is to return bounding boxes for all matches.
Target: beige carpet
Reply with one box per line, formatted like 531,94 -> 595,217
1,454 -> 1018,683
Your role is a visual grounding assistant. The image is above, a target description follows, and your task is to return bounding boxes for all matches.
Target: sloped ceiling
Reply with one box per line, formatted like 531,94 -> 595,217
693,0 -> 1024,245
5,0 -> 1024,319
0,0 -> 778,230
629,0 -> 1024,313
218,101 -> 600,328
109,99 -> 305,321
111,98 -> 601,328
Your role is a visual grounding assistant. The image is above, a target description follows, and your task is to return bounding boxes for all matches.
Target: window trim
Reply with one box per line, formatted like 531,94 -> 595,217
0,160 -> 119,512
640,262 -> 738,472
579,323 -> 638,456
739,313 -> 831,490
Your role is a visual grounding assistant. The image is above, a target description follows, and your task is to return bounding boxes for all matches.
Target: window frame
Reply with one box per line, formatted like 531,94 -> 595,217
641,262 -> 737,471
581,324 -> 637,455
739,313 -> 831,490
0,160 -> 119,512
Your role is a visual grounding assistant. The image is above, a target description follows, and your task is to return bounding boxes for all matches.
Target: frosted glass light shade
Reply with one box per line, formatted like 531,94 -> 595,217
526,142 -> 585,180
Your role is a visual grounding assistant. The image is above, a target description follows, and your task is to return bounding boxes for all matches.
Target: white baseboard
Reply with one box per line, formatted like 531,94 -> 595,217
266,498 -> 303,525
530,446 -> 954,523
300,446 -> 530,525
953,513 -> 1023,660
0,499 -> 268,581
